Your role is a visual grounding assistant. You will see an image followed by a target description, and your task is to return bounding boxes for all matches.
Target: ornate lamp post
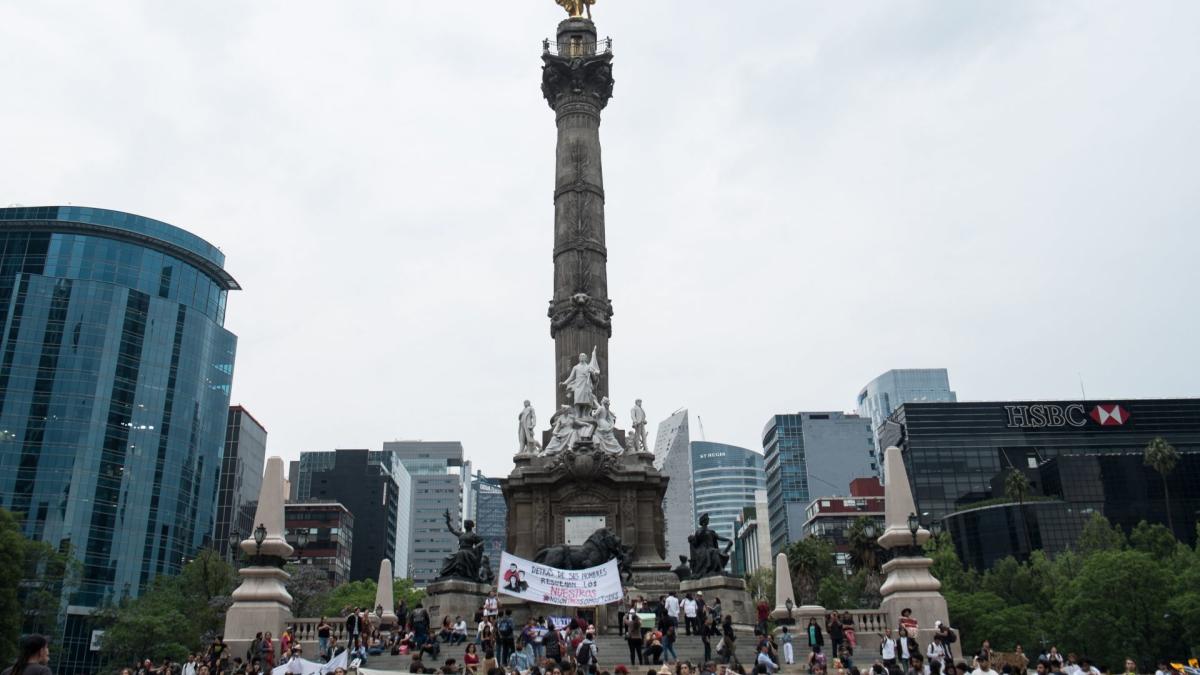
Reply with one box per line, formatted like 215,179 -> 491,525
907,512 -> 919,550
253,523 -> 267,564
228,529 -> 241,565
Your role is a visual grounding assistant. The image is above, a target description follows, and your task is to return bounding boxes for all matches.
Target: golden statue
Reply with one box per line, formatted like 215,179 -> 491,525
555,0 -> 595,19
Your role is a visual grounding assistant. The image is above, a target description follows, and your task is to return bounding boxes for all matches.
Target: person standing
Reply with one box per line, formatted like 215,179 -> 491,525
346,609 -> 363,647
756,644 -> 780,674
780,627 -> 794,665
316,618 -> 332,661
497,610 -> 516,666
807,618 -> 825,653
970,654 -> 996,675
2,635 -> 53,675
181,654 -> 198,675
756,601 -> 771,635
827,613 -> 844,662
682,594 -> 699,636
411,603 -> 431,647
701,616 -> 714,664
880,629 -> 898,670
665,592 -> 681,630
721,616 -> 738,667
663,624 -> 678,663
626,610 -> 645,665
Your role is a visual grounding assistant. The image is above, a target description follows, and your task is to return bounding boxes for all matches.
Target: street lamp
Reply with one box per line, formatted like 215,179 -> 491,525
930,520 -> 943,537
253,523 -> 267,564
863,522 -> 878,539
907,512 -> 919,548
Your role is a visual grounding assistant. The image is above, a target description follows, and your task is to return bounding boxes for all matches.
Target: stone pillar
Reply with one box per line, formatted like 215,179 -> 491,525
876,446 -> 948,642
372,559 -> 399,631
224,457 -> 295,658
771,551 -> 822,631
543,18 -> 616,406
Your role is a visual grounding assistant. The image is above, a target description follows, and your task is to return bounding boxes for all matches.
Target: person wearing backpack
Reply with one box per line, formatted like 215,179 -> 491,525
543,626 -> 564,667
626,609 -> 644,665
576,632 -> 598,674
497,610 -> 516,665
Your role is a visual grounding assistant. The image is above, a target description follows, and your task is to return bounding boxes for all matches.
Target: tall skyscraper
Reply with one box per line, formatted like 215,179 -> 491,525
653,409 -> 692,563
295,449 -> 399,582
856,369 -> 956,474
215,406 -> 267,561
762,412 -> 875,554
0,206 -> 239,673
690,441 -> 765,572
384,441 -> 466,586
469,471 -> 507,580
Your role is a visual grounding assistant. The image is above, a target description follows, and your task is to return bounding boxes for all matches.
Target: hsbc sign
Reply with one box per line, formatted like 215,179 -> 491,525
1005,403 -> 1131,429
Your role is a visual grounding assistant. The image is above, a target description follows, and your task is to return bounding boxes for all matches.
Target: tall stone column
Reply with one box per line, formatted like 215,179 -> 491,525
543,18 -> 616,407
223,457 -> 294,658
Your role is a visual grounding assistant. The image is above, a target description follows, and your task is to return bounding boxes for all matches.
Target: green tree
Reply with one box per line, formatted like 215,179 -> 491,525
96,550 -> 237,669
285,565 -> 332,618
1143,437 -> 1179,534
784,537 -> 836,605
923,532 -> 975,593
745,567 -> 774,602
1059,549 -> 1176,669
395,577 -> 425,610
846,516 -> 883,574
1005,469 -> 1033,553
19,539 -> 80,636
323,579 -> 379,617
1128,520 -> 1181,560
1076,512 -> 1125,555
0,509 -> 27,666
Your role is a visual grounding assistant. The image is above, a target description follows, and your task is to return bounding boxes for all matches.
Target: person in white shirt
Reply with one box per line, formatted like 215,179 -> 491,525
682,594 -> 699,635
664,592 -> 681,629
182,655 -> 198,675
756,644 -> 779,674
880,628 -> 898,668
927,636 -> 947,666
452,618 -> 468,644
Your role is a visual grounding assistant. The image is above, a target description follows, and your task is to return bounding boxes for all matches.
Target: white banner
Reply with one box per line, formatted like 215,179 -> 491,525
498,551 -> 624,607
270,649 -> 348,675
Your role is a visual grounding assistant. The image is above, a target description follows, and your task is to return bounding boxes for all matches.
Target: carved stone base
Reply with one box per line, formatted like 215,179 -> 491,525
502,447 -> 670,567
224,566 -> 294,661
424,579 -> 492,626
880,556 -> 949,645
680,576 -> 755,628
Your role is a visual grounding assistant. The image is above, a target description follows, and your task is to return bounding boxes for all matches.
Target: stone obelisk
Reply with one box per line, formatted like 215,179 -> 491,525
543,16 -> 616,407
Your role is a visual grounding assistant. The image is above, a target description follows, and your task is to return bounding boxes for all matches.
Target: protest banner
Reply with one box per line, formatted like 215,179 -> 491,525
497,551 -> 623,606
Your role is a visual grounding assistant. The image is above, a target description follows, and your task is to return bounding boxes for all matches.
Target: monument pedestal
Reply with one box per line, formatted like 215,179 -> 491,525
424,579 -> 492,625
502,448 -> 669,569
879,556 -> 948,644
680,576 -> 754,628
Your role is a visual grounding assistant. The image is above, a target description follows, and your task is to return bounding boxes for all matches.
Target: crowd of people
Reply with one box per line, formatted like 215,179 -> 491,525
7,597 -> 1199,675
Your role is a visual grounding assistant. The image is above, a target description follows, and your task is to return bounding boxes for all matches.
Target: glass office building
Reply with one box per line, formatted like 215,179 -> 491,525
690,441 -> 764,572
883,399 -> 1200,568
762,412 -> 875,554
856,369 -> 956,476
214,406 -> 267,561
0,206 -> 238,674
384,441 -> 466,586
470,471 -> 507,581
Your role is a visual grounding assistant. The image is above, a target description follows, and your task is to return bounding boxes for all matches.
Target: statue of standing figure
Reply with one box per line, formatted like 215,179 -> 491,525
518,400 -> 540,454
630,399 -> 648,453
561,346 -> 601,417
592,397 -> 624,454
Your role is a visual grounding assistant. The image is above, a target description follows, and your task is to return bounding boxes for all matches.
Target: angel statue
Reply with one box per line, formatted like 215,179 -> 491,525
561,346 -> 601,417
555,0 -> 595,19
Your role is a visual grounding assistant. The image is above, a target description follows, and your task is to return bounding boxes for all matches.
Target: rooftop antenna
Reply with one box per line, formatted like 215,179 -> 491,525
696,415 -> 707,442
1078,373 -> 1087,400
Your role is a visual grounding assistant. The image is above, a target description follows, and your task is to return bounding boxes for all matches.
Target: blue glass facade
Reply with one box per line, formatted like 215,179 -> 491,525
0,206 -> 238,673
762,412 -> 875,555
690,441 -> 764,572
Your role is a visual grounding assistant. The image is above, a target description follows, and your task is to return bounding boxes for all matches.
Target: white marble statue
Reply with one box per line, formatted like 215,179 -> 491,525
544,405 -> 580,454
593,397 -> 624,454
562,346 -> 600,417
630,399 -> 648,453
518,400 -> 540,454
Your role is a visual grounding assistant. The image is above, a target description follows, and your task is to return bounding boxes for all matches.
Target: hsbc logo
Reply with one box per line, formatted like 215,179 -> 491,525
1090,404 -> 1130,426
1005,403 -> 1131,429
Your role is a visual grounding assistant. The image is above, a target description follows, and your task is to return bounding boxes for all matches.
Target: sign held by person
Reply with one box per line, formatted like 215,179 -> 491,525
498,551 -> 623,606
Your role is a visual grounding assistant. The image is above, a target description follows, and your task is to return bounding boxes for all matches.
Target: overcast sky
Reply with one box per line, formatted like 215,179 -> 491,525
2,1 -> 1198,479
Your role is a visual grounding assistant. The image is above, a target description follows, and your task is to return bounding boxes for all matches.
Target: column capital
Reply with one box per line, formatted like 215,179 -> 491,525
542,52 -> 615,111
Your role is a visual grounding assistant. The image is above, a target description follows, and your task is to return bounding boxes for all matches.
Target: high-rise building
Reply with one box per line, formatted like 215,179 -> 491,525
285,502 -> 354,585
0,206 -> 239,674
653,409 -> 692,563
384,441 -> 466,586
881,398 -> 1200,568
732,489 -> 772,577
215,406 -> 267,561
469,471 -> 507,580
856,369 -> 956,475
690,441 -> 765,572
294,449 -> 399,582
762,412 -> 875,554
